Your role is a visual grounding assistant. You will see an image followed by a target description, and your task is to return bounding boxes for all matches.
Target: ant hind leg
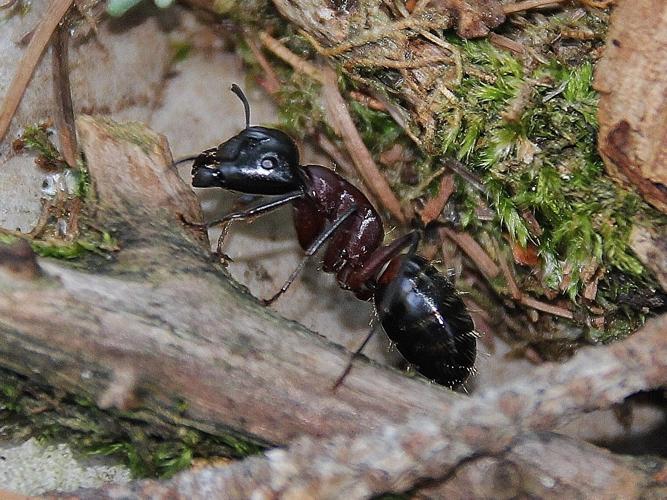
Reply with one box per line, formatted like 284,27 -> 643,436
332,320 -> 380,391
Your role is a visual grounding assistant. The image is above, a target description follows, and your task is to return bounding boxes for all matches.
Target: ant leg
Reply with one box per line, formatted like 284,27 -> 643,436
332,320 -> 380,391
206,191 -> 303,256
261,205 -> 357,306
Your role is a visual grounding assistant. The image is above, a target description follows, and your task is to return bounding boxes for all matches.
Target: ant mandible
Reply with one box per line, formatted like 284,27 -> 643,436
182,84 -> 477,389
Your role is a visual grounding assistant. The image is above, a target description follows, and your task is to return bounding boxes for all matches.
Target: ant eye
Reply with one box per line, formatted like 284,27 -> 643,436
261,157 -> 277,169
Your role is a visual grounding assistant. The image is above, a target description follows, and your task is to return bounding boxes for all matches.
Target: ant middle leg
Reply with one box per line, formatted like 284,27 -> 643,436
261,205 -> 357,306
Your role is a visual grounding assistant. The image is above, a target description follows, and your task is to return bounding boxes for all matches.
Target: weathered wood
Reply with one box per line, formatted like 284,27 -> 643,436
52,317 -> 667,499
419,432 -> 667,499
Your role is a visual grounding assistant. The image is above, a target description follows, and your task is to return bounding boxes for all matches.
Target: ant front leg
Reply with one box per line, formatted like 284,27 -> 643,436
261,205 -> 358,306
205,191 -> 303,258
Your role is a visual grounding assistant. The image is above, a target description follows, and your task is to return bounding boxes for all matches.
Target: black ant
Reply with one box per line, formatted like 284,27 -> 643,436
180,84 -> 476,389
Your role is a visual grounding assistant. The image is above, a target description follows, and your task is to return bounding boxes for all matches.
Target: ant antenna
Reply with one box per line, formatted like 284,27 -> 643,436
230,84 -> 250,129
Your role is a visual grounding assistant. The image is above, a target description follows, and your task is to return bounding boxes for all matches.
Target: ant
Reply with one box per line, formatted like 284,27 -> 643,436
180,84 -> 476,390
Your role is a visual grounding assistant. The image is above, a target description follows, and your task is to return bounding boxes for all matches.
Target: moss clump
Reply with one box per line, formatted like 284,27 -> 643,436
14,123 -> 67,170
438,37 -> 660,311
3,123 -> 119,261
0,369 -> 263,478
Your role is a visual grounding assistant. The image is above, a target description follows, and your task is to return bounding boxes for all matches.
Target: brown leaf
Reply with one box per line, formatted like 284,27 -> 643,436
510,241 -> 540,267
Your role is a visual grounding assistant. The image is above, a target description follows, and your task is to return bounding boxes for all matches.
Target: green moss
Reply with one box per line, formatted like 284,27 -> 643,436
30,232 -> 118,259
170,40 -> 193,64
96,118 -> 162,155
0,369 -> 263,478
18,123 -> 67,169
436,36 -> 659,308
275,77 -> 325,139
349,101 -> 404,155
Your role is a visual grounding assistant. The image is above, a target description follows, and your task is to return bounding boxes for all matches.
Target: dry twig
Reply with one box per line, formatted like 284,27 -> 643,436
502,0 -> 566,14
315,133 -> 355,176
244,35 -> 281,95
51,22 -> 78,168
441,227 -> 500,280
0,0 -> 75,143
320,67 -> 408,222
258,31 -> 323,83
418,174 -> 455,225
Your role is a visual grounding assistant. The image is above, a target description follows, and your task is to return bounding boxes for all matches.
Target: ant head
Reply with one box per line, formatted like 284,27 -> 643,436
191,85 -> 301,195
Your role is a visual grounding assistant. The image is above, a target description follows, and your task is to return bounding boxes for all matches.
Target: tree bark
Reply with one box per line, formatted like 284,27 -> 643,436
595,0 -> 667,214
50,316 -> 667,498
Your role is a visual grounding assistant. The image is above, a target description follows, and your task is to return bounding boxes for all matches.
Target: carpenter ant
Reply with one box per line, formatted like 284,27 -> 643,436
182,84 -> 477,389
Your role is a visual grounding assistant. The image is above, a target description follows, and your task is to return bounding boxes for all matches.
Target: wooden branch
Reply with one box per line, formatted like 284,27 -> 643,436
63,432 -> 667,499
419,432 -> 667,498
55,316 -> 667,498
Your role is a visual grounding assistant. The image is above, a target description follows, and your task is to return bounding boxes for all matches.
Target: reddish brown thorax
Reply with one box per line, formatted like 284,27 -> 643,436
293,165 -> 385,297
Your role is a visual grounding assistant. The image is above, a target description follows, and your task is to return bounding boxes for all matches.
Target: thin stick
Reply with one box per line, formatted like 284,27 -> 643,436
0,0 -> 75,143
348,91 -> 386,111
344,54 -> 453,69
244,35 -> 281,95
315,133 -> 356,176
258,31 -> 324,83
496,249 -> 523,300
441,228 -> 500,280
321,67 -> 407,223
503,0 -> 566,14
302,17 -> 446,57
489,33 -> 528,56
519,295 -> 574,319
52,22 -> 78,168
417,174 -> 455,225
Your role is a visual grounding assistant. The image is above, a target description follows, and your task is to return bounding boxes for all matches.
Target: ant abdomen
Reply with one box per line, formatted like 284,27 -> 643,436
375,255 -> 476,389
